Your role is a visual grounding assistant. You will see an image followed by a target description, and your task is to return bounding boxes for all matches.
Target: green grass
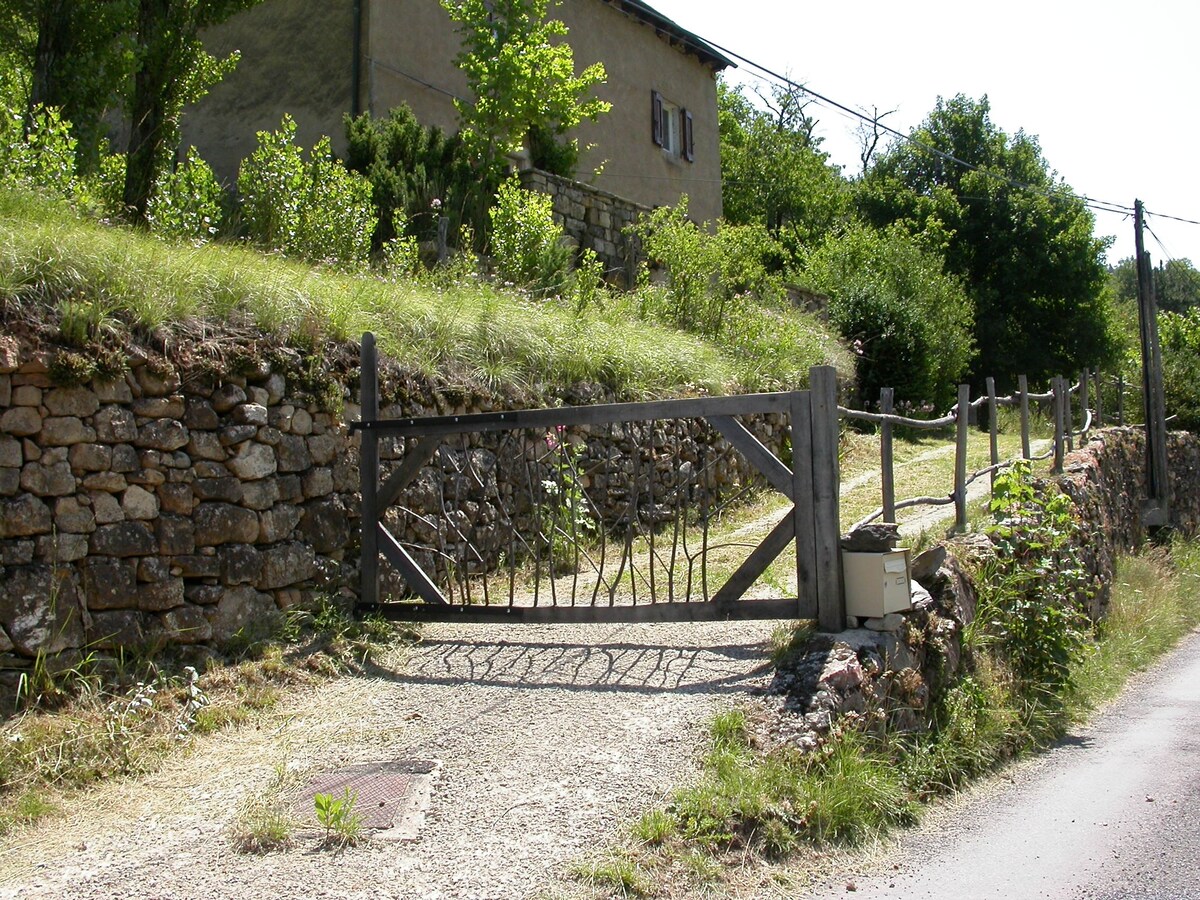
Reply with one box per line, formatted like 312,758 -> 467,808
590,537 -> 1200,896
0,188 -> 847,397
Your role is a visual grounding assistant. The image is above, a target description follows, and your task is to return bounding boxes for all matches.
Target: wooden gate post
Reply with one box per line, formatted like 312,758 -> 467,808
359,332 -> 380,608
809,366 -> 843,632
1053,377 -> 1066,474
986,377 -> 999,488
790,391 -> 817,621
880,387 -> 896,523
1018,374 -> 1031,460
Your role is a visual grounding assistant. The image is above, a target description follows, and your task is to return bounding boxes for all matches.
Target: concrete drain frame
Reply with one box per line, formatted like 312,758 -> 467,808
290,759 -> 441,841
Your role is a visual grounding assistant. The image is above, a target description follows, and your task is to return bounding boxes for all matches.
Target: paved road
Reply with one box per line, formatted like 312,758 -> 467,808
812,627 -> 1200,899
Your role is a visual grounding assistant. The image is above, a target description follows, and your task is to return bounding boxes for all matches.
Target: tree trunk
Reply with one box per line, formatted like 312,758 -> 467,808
123,0 -> 171,227
29,0 -> 72,115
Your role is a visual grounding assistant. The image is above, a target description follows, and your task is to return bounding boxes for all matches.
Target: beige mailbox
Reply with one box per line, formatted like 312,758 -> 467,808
842,549 -> 912,619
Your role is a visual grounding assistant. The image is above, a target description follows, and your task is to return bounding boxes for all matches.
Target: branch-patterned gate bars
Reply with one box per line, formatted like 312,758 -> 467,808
354,334 -> 845,631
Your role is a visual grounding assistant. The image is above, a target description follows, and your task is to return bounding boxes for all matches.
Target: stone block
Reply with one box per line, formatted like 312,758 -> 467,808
138,578 -> 185,612
233,403 -> 268,426
156,514 -> 195,555
69,443 -> 112,472
158,483 -> 193,516
36,531 -> 88,563
44,386 -> 100,417
184,399 -> 219,430
132,396 -> 185,419
94,406 -> 137,442
138,556 -> 171,582
227,442 -> 276,480
219,424 -> 257,446
93,378 -> 133,403
175,554 -> 220,579
111,444 -> 139,472
276,475 -> 303,503
40,416 -> 97,446
259,504 -> 302,543
122,484 -> 159,520
89,491 -> 124,524
81,557 -> 137,610
54,497 -> 96,533
220,544 -> 263,585
187,430 -> 226,461
194,502 -> 259,546
1,540 -> 35,564
159,605 -> 212,644
0,495 -> 52,537
87,610 -> 144,650
194,476 -> 243,503
302,467 -> 334,498
259,541 -> 316,590
211,383 -> 247,413
307,433 -> 340,465
21,460 -> 75,496
2,565 -> 85,655
185,584 -> 224,606
0,467 -> 20,496
89,521 -> 155,557
276,434 -> 311,472
83,472 -> 127,492
12,384 -> 41,406
210,585 -> 281,644
291,408 -> 313,435
1,406 -> 42,436
136,419 -> 188,451
256,425 -> 281,447
0,436 -> 20,468
300,498 -> 352,554
134,364 -> 180,397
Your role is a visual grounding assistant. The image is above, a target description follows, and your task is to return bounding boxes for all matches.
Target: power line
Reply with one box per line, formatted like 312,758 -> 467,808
657,14 -> 1200,231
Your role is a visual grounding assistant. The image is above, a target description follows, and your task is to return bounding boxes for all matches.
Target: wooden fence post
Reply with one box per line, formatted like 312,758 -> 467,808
1080,369 -> 1089,438
986,376 -> 999,487
954,383 -> 970,533
880,387 -> 895,523
1053,377 -> 1065,474
791,391 -> 817,621
359,332 -> 380,608
1064,375 -> 1075,452
1094,370 -> 1104,426
809,366 -> 843,632
1018,374 -> 1031,460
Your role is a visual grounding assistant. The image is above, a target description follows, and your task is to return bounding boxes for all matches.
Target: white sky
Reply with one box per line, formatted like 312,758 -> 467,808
647,0 -> 1200,267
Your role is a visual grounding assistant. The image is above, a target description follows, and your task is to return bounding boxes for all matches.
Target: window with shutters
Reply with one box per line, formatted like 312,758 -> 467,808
651,90 -> 694,162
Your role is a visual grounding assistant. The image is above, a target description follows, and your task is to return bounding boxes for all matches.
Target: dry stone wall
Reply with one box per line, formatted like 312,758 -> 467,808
0,338 -> 783,686
519,169 -> 647,287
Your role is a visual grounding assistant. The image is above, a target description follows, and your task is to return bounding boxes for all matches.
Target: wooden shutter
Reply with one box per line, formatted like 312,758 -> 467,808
651,90 -> 663,147
682,109 -> 694,161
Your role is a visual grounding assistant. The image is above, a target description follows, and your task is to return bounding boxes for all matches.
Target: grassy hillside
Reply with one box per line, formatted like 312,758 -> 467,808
0,189 -> 850,398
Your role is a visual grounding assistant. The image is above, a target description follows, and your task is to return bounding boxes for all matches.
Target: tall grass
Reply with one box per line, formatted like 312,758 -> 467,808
0,188 -> 846,397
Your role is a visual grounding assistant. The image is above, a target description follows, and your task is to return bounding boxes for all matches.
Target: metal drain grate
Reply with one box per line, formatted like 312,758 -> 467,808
292,759 -> 440,837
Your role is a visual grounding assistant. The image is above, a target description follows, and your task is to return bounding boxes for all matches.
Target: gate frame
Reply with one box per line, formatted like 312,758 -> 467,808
354,333 -> 844,631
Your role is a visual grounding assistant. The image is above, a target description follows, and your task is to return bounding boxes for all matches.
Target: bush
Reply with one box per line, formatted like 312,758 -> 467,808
801,222 -> 975,411
1159,308 -> 1200,431
488,174 -> 571,295
343,105 -> 478,254
238,115 -> 375,269
0,100 -> 78,199
632,199 -> 784,340
147,147 -> 224,241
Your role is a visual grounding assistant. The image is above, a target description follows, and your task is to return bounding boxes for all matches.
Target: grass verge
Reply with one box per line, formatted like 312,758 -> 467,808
575,536 -> 1200,898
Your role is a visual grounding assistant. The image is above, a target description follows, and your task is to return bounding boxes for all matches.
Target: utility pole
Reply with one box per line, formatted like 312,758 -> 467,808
1134,200 -> 1170,526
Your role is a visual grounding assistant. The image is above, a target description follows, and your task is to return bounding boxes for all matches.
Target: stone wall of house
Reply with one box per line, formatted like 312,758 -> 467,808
0,338 -> 783,685
519,169 -> 648,287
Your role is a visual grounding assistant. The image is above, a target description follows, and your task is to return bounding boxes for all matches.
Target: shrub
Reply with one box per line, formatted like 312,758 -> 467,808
0,101 -> 79,199
488,174 -> 571,295
147,147 -> 224,241
238,115 -> 375,269
1159,308 -> 1200,431
343,105 -> 479,253
801,222 -> 975,411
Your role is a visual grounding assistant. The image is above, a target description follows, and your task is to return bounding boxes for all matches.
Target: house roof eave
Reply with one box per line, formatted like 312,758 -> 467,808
607,0 -> 737,72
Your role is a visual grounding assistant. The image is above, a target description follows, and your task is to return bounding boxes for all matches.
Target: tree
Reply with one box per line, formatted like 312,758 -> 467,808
122,0 -> 260,226
859,95 -> 1115,389
0,0 -> 134,171
718,79 -> 848,257
1109,256 -> 1200,314
439,0 -> 609,185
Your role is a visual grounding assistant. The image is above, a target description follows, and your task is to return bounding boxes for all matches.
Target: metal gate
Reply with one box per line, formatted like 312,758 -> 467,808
353,333 -> 844,630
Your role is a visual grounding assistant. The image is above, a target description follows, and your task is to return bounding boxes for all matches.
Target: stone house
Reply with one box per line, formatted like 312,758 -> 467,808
182,0 -> 734,224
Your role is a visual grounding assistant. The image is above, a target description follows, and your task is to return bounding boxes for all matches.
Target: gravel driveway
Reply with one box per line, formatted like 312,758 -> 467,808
0,619 -> 779,900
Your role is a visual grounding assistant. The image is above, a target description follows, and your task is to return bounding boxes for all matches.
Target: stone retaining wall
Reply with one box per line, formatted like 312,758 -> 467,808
0,339 -> 781,686
519,169 -> 647,287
